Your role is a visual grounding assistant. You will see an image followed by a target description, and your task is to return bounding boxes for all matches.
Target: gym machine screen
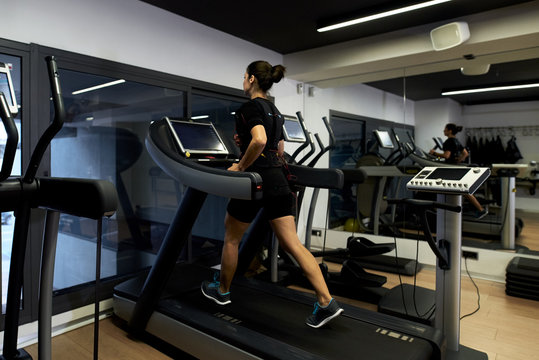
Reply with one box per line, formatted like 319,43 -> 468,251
0,63 -> 18,114
165,117 -> 229,157
426,168 -> 469,181
374,130 -> 394,149
282,115 -> 306,143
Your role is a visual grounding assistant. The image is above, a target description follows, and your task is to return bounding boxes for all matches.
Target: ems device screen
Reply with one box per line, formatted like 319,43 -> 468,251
284,118 -> 306,142
0,72 -> 14,106
426,168 -> 469,181
170,121 -> 226,153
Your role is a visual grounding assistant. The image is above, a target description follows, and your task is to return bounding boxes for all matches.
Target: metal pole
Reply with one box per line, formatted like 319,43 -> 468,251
38,210 -> 61,360
435,193 -> 462,352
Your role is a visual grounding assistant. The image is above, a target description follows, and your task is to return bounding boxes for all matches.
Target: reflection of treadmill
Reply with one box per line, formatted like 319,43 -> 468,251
113,118 -> 444,360
405,132 -> 522,249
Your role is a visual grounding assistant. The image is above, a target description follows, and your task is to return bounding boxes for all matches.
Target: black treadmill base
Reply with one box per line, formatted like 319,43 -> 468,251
0,349 -> 32,360
446,345 -> 488,360
378,284 -> 436,325
115,263 -> 442,360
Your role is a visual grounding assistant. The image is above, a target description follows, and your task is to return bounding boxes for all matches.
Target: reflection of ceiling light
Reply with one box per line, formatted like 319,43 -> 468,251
72,79 -> 125,95
192,115 -> 209,120
85,116 -> 94,121
460,64 -> 490,76
317,0 -> 451,32
442,83 -> 539,96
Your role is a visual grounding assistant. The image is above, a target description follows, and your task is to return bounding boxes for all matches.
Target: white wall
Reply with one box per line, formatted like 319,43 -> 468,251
4,0 -> 283,90
414,98 -> 464,152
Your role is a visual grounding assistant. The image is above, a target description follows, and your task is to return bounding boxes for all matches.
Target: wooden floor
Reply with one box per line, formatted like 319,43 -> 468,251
24,212 -> 539,360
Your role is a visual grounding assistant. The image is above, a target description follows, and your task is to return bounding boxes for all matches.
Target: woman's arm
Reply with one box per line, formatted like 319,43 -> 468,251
277,139 -> 285,158
457,148 -> 469,163
429,149 -> 451,159
228,125 -> 266,171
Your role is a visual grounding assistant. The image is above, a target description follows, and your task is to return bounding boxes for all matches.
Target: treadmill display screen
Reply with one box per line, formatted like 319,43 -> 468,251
167,119 -> 228,157
374,130 -> 394,149
426,167 -> 469,180
283,117 -> 306,143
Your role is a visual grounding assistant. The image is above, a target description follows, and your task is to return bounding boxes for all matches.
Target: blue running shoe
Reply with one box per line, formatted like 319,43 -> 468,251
201,273 -> 231,305
306,299 -> 343,328
474,208 -> 488,220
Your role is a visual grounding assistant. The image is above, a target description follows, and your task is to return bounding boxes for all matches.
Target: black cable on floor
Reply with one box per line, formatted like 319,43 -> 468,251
460,256 -> 481,320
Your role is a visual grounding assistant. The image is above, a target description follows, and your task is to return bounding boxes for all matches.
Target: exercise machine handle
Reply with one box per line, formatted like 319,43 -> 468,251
0,93 -> 18,182
23,56 -> 66,183
387,198 -> 461,213
306,116 -> 336,168
290,111 -> 310,162
297,131 -> 316,165
322,116 -> 335,148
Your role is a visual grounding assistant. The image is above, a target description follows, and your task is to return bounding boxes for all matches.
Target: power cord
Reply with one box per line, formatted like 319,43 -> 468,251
460,256 -> 481,320
395,214 -> 436,321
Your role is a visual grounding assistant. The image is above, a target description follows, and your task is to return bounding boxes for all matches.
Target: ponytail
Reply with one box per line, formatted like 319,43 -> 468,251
247,61 -> 286,92
446,123 -> 463,135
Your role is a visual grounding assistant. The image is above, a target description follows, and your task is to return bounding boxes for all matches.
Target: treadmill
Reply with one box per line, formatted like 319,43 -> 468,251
113,117 -> 444,359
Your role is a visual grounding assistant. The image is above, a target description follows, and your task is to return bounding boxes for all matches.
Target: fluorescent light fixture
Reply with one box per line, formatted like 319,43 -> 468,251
191,115 -> 209,120
72,79 -> 125,95
317,0 -> 452,32
442,83 -> 539,96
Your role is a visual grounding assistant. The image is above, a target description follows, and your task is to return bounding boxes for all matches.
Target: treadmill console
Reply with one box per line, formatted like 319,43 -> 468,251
491,163 -> 529,178
407,166 -> 490,195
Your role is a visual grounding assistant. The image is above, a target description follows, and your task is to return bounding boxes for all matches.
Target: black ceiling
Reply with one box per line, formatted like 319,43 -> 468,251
142,0 -> 538,105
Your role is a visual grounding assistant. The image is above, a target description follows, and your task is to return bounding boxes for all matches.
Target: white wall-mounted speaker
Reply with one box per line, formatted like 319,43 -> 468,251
430,21 -> 470,51
461,64 -> 490,76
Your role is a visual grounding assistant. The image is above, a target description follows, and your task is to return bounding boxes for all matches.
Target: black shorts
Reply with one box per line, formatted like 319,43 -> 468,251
227,192 -> 296,223
226,166 -> 295,223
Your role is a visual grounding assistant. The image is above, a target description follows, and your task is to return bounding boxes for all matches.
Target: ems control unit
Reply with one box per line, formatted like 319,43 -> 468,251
407,166 -> 490,194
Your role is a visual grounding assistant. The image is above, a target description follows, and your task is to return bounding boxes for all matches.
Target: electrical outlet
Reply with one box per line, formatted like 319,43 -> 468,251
462,250 -> 478,260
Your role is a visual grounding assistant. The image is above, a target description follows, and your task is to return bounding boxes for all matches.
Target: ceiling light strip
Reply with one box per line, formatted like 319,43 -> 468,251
191,115 -> 210,120
72,79 -> 126,95
442,83 -> 539,96
317,0 -> 452,32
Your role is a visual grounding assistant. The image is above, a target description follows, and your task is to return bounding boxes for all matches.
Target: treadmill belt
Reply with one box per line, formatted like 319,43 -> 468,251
156,265 -> 434,360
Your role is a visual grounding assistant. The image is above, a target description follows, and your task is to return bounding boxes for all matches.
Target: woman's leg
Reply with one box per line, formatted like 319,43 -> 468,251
270,215 -> 332,306
465,194 -> 484,211
219,212 -> 250,293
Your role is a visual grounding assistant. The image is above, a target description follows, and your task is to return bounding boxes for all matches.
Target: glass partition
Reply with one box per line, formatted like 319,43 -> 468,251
50,69 -> 187,291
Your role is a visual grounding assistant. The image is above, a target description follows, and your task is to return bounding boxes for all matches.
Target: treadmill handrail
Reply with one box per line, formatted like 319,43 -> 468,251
147,119 -> 263,201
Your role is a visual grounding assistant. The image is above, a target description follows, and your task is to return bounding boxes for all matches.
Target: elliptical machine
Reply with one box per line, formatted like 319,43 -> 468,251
0,57 -> 117,360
